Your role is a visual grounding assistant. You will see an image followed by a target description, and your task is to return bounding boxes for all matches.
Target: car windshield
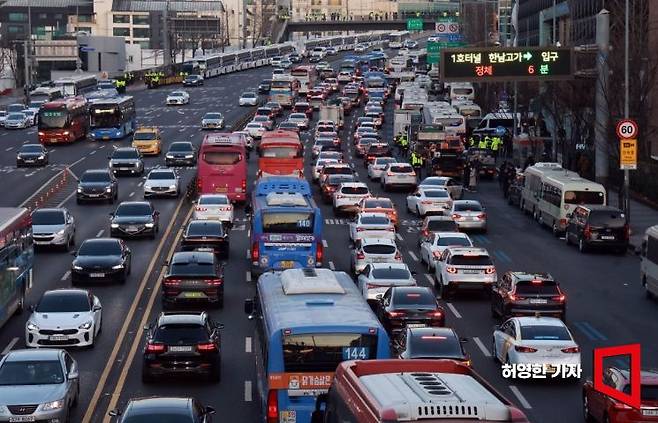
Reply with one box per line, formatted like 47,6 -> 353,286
36,293 -> 90,312
454,203 -> 483,212
203,151 -> 241,165
154,324 -> 209,344
422,178 -> 447,186
390,165 -> 412,173
375,158 -> 396,165
408,333 -> 463,358
242,92 -> 256,98
520,325 -> 572,341
424,190 -> 449,198
263,212 -> 314,234
361,215 -> 389,225
449,254 -> 492,266
0,361 -> 64,385
133,132 -> 157,140
515,280 -> 560,295
32,210 -> 65,225
170,92 -> 185,97
364,199 -> 393,208
116,203 -> 151,216
289,113 -> 306,120
371,268 -> 410,280
169,260 -> 216,277
394,289 -> 436,307
169,143 -> 193,152
328,175 -> 354,184
436,236 -> 471,247
112,150 -> 139,159
20,145 -> 43,153
342,186 -> 369,195
148,171 -> 175,180
199,196 -> 229,205
81,172 -> 110,183
8,113 -> 25,120
564,190 -> 605,205
187,221 -> 224,237
204,113 -> 222,119
79,241 -> 121,256
427,220 -> 457,231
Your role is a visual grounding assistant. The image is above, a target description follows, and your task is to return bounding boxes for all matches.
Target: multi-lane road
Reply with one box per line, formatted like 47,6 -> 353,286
0,46 -> 656,423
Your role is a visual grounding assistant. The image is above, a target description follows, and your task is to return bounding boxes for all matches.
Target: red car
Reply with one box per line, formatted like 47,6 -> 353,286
583,367 -> 658,422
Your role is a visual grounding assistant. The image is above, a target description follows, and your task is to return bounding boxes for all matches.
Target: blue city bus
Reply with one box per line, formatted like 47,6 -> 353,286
88,96 -> 136,140
0,208 -> 33,329
249,177 -> 323,277
245,268 -> 391,423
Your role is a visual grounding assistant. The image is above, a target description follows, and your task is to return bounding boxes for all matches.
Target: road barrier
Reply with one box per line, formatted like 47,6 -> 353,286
19,167 -> 77,212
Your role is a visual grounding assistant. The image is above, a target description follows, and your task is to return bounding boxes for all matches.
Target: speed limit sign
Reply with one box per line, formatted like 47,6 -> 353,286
616,119 -> 638,139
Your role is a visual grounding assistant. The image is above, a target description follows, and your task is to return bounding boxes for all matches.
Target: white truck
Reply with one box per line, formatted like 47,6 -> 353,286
319,104 -> 344,129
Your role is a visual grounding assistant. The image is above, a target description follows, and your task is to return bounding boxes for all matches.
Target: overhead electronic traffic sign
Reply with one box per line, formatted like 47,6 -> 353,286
440,47 -> 574,82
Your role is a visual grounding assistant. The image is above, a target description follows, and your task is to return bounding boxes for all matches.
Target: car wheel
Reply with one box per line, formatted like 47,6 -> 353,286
578,238 -> 588,253
552,221 -> 560,237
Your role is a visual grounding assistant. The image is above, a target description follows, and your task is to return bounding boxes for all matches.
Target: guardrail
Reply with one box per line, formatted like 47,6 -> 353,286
19,167 -> 77,212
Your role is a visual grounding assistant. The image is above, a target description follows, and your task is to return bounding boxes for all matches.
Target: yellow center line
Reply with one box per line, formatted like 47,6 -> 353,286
81,196 -> 189,423
101,205 -> 194,422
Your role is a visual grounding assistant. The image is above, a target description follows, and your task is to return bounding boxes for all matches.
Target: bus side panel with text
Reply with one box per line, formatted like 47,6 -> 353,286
249,178 -> 322,276
253,269 -> 390,423
89,96 -> 136,140
0,208 -> 33,331
258,130 -> 304,177
197,133 -> 248,202
38,97 -> 89,145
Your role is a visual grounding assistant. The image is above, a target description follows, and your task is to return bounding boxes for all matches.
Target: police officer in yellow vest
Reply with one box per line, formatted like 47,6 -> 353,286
410,150 -> 424,180
479,136 -> 489,149
115,78 -> 126,94
491,136 -> 502,158
399,134 -> 409,157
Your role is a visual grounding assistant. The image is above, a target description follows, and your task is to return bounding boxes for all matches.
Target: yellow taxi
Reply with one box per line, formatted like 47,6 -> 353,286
132,127 -> 162,155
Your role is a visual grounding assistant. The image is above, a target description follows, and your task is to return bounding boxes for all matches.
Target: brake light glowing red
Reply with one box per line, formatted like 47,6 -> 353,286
485,267 -> 496,275
477,213 -> 486,219
584,224 -> 592,240
316,242 -> 323,264
196,177 -> 202,191
242,179 -> 247,192
209,278 -> 223,286
164,278 -> 181,286
561,346 -> 580,353
356,251 -> 365,260
267,390 -> 278,423
514,345 -> 538,353
195,207 -> 207,212
508,292 -> 518,301
427,310 -> 443,319
624,224 -> 630,241
197,342 -> 218,352
251,242 -> 259,262
145,342 -> 166,354
394,251 -> 402,260
452,214 -> 462,219
387,311 -> 405,318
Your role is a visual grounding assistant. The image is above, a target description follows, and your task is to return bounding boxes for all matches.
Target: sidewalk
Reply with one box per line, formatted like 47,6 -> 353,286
608,191 -> 656,250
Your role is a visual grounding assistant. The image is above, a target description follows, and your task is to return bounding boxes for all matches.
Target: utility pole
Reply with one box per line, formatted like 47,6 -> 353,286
163,0 -> 172,67
594,9 -> 610,187
623,0 -> 630,221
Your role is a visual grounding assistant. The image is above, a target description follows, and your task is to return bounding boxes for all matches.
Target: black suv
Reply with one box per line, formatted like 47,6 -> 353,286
162,252 -> 224,308
77,169 -> 119,204
183,74 -> 204,86
376,286 -> 445,335
258,79 -> 272,94
393,327 -> 470,364
181,220 -> 229,258
142,312 -> 223,382
110,201 -> 159,239
490,272 -> 566,321
565,205 -> 629,254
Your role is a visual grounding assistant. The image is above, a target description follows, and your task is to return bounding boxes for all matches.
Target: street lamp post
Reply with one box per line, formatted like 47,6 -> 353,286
623,0 -> 630,221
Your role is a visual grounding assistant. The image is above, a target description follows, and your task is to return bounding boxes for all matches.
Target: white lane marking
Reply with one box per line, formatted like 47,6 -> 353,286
246,271 -> 252,282
322,239 -> 328,248
244,381 -> 253,402
68,156 -> 87,168
472,336 -> 492,357
61,271 -> 71,281
90,150 -> 96,155
5,147 -> 13,151
24,171 -> 37,177
509,386 -> 532,409
137,181 -> 144,187
99,145 -> 106,149
129,191 -> 135,197
246,249 -> 250,259
446,302 -> 462,319
408,251 -> 419,262
329,261 -> 335,270
424,273 -> 434,285
395,233 -> 403,241
245,337 -> 252,353
95,229 -> 104,238
1,338 -> 19,355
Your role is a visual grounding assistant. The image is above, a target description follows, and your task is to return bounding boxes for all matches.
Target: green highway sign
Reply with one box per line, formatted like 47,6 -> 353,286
427,40 -> 466,65
440,46 -> 574,81
407,18 -> 423,31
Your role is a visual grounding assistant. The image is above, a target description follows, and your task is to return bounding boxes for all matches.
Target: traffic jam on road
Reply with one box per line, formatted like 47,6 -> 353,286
0,30 -> 657,423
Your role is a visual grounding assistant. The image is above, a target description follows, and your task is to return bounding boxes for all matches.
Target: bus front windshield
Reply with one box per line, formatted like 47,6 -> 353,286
283,333 -> 378,372
38,109 -> 68,129
90,106 -> 121,128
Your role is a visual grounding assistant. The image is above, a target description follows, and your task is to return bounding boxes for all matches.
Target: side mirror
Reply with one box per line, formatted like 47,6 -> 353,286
460,337 -> 469,343
204,406 -> 216,415
244,298 -> 255,317
68,369 -> 79,380
92,305 -> 102,312
215,322 -> 225,330
109,410 -> 121,417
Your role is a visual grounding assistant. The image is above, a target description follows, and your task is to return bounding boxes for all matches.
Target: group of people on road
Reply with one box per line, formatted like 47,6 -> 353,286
467,134 -> 505,158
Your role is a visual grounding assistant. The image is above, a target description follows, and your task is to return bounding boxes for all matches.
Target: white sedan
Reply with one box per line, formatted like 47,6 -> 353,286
166,90 -> 190,105
419,176 -> 464,200
349,212 -> 396,243
25,288 -> 102,348
144,168 -> 180,198
367,157 -> 396,180
492,316 -> 581,377
193,194 -> 234,226
357,263 -> 416,305
245,122 -> 266,139
239,91 -> 259,106
419,232 -> 473,270
406,188 -> 453,217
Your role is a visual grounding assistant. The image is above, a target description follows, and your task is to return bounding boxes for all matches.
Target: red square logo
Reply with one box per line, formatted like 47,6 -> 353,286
593,344 -> 641,409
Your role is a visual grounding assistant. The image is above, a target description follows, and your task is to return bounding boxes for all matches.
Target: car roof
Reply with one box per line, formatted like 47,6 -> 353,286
435,232 -> 469,238
579,205 -> 623,212
453,200 -> 482,206
83,169 -> 110,175
149,168 -> 175,175
514,316 -> 567,327
33,208 -> 66,214
170,141 -> 193,147
339,182 -> 368,187
424,215 -> 454,222
114,147 -> 139,152
358,212 -> 390,219
445,247 -> 489,255
157,311 -> 206,326
509,272 -> 554,282
418,187 -> 449,193
187,219 -> 222,229
408,326 -> 457,338
125,397 -> 193,415
4,348 -> 63,362
81,237 -> 121,246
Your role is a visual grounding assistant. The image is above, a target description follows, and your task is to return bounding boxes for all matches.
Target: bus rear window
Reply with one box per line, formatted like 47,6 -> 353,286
203,151 -> 241,165
262,212 -> 314,234
282,333 -> 378,372
564,191 -> 605,205
260,147 -> 299,158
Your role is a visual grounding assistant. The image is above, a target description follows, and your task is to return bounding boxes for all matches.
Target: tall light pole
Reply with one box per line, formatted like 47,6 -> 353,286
623,0 -> 630,220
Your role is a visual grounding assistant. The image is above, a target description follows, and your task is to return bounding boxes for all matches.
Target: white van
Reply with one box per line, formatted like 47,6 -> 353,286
473,111 -> 520,136
641,225 -> 658,299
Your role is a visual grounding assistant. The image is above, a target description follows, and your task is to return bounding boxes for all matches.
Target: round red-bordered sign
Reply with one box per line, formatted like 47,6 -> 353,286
616,119 -> 638,139
436,23 -> 446,33
449,24 -> 459,33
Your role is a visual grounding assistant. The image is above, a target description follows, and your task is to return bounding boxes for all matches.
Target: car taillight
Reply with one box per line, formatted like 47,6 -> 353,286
395,251 -> 402,260
356,251 -> 365,260
387,227 -> 395,232
485,267 -> 496,274
196,177 -> 202,191
242,179 -> 247,192
164,278 -> 181,286
427,310 -> 443,319
356,227 -> 365,232
612,401 -> 632,410
366,283 -> 379,290
197,342 -> 218,352
387,171 -> 394,176
208,278 -> 223,286
552,294 -> 566,302
267,390 -> 278,423
452,214 -> 462,219
583,224 -> 592,240
514,345 -> 538,353
387,311 -> 405,318
433,251 -> 442,259
195,207 -> 207,212
446,266 -> 458,274
422,229 -> 429,237
316,242 -> 323,264
251,242 -> 259,262
145,342 -> 166,354
335,194 -> 343,199
508,292 -> 518,301
477,213 -> 486,220
561,346 -> 580,353
624,224 -> 630,241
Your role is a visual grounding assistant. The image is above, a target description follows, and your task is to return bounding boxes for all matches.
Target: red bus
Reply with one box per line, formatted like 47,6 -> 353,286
196,133 -> 248,202
257,130 -> 303,177
37,97 -> 89,145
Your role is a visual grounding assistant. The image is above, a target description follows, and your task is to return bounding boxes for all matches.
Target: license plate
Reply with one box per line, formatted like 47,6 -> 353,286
10,417 -> 35,422
50,138 -> 58,142
600,235 -> 615,240
103,136 -> 109,140
196,247 -> 214,252
280,261 -> 295,269
215,187 -> 228,193
183,292 -> 205,298
126,226 -> 138,232
281,411 -> 296,423
90,273 -> 105,278
49,335 -> 68,341
643,409 -> 658,416
407,323 -> 426,328
463,270 -> 481,274
529,299 -> 548,304
170,346 -> 193,352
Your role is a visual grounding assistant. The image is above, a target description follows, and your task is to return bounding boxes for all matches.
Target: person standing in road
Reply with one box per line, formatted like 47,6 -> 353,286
410,150 -> 424,181
479,136 -> 488,149
491,136 -> 501,159
469,159 -> 479,192
463,160 -> 471,191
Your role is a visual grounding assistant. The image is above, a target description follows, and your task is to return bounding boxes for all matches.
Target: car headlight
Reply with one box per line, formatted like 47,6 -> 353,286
26,321 -> 39,331
72,265 -> 82,270
38,155 -> 45,159
169,185 -> 176,189
41,399 -> 65,411
55,229 -> 65,236
145,223 -> 154,228
105,187 -> 112,193
184,154 -> 193,158
77,187 -> 82,193
79,320 -> 93,330
110,223 -> 119,228
112,264 -> 124,270
166,154 -> 174,158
